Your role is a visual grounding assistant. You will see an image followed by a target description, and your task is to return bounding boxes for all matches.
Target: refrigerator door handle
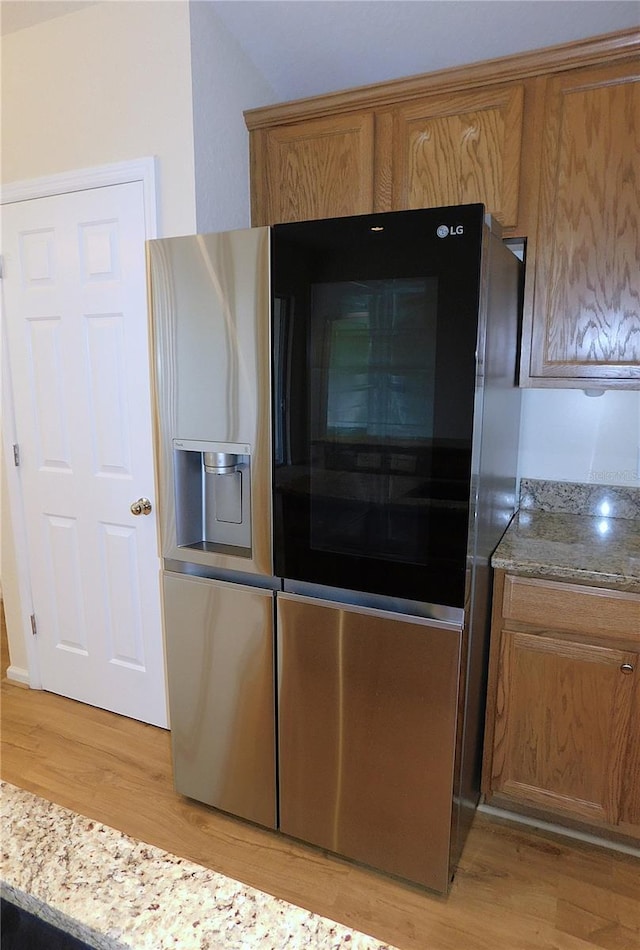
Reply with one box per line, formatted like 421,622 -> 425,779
277,588 -> 463,632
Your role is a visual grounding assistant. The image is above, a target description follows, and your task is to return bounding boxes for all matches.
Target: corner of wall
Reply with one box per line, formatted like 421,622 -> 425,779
189,1 -> 276,233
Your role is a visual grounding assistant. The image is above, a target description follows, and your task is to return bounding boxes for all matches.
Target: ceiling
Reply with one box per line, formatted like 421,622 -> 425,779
210,1 -> 640,101
2,1 -> 638,102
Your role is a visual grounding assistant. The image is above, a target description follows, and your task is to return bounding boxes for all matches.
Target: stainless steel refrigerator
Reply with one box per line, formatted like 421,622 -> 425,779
147,205 -> 521,893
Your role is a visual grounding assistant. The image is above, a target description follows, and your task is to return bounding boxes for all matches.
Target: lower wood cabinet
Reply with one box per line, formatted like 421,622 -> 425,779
483,572 -> 640,840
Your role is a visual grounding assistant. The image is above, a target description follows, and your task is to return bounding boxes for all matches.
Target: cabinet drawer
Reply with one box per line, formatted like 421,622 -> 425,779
502,575 -> 640,640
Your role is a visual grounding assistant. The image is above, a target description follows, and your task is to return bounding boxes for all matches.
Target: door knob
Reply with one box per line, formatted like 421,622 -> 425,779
620,663 -> 634,675
130,497 -> 152,516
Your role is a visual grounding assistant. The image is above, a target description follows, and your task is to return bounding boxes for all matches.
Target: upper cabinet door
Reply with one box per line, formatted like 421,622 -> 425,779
387,84 -> 524,229
250,112 -> 374,226
524,60 -> 640,387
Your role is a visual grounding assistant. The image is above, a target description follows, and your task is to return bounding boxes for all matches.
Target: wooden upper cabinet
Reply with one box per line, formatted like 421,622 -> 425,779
385,84 -> 524,229
246,30 -> 639,386
523,59 -> 640,386
249,112 -> 374,226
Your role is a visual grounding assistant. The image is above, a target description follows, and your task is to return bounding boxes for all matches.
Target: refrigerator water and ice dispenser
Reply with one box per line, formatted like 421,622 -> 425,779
173,439 -> 252,554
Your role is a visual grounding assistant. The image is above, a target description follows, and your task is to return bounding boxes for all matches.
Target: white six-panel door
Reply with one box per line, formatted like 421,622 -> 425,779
2,181 -> 168,727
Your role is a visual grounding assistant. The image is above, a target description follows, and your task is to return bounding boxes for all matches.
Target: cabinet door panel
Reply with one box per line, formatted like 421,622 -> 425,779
491,630 -> 636,825
619,676 -> 640,832
391,85 -> 523,228
250,112 -> 374,225
527,61 -> 640,383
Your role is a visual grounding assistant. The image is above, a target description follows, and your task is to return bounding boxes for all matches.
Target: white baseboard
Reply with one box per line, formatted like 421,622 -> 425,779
5,665 -> 30,687
478,802 -> 640,858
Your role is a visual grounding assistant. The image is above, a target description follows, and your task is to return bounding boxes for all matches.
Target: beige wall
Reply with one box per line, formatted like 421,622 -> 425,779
1,0 -> 197,677
1,455 -> 29,677
1,0 -> 196,236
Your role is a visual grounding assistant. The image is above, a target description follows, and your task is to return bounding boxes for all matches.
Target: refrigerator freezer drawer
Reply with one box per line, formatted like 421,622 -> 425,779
163,571 -> 277,829
277,592 -> 462,892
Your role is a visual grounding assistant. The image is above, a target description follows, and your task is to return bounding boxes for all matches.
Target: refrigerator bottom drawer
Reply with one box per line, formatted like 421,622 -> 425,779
277,593 -> 462,893
163,571 -> 277,829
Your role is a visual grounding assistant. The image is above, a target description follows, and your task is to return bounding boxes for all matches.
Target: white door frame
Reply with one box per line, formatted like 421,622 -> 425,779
1,157 -> 158,688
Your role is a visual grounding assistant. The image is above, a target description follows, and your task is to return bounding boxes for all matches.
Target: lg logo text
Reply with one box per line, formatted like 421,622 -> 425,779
436,224 -> 464,238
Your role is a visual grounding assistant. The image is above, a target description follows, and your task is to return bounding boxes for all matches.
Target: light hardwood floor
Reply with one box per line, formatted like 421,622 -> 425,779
1,607 -> 639,950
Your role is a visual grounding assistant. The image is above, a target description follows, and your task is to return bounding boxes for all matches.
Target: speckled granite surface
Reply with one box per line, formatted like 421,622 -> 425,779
0,782 -> 398,950
492,509 -> 640,591
493,480 -> 640,592
519,478 -> 640,519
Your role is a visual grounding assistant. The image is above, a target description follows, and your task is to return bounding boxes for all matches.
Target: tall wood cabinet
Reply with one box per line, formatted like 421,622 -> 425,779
483,572 -> 640,840
522,60 -> 640,387
245,29 -> 640,389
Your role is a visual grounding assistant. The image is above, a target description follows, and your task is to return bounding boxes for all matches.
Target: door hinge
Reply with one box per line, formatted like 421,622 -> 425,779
13,444 -> 20,467
30,614 -> 37,637
0,254 -> 4,279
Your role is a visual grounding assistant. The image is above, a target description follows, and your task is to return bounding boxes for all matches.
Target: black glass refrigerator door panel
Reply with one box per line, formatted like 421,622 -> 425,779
272,205 -> 485,607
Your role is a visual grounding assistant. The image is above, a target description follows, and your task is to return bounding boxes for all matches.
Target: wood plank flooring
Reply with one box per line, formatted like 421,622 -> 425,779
1,607 -> 639,950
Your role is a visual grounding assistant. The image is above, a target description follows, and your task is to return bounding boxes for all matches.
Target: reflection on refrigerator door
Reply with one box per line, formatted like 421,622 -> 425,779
277,592 -> 462,894
163,572 -> 277,829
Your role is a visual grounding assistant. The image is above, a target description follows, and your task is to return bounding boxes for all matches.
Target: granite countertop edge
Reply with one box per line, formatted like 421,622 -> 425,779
490,554 -> 640,594
1,782 -> 399,950
1,881 -> 125,950
491,508 -> 640,594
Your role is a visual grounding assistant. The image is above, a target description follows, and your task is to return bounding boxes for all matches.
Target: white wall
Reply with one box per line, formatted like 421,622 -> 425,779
1,0 -> 197,676
518,389 -> 640,488
189,1 -> 276,233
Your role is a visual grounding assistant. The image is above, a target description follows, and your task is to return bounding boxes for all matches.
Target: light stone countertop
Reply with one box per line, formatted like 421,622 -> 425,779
492,509 -> 640,592
1,782 -> 399,950
518,478 -> 640,521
